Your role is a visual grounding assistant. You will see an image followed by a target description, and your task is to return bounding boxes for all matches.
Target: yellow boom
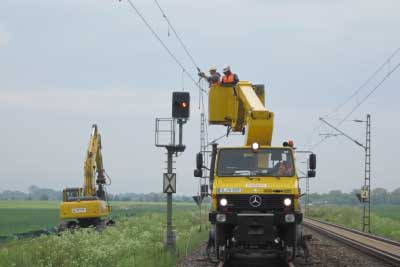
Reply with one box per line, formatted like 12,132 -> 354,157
84,124 -> 106,197
208,80 -> 274,146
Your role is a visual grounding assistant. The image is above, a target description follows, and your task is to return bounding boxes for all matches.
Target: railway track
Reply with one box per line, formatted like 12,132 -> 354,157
304,217 -> 400,266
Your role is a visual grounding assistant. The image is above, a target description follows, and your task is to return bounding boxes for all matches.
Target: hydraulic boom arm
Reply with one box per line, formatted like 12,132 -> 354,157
83,124 -> 106,197
208,80 -> 274,146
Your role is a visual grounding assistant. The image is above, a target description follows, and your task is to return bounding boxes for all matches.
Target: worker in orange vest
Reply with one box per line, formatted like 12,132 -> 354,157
221,65 -> 239,85
198,65 -> 221,86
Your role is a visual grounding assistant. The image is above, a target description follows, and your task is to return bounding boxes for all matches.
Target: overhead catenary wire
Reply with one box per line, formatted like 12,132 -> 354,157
323,47 -> 400,119
151,0 -> 211,154
310,60 -> 400,150
335,61 -> 400,128
304,47 -> 400,150
152,0 -> 212,157
124,0 -> 207,94
153,0 -> 201,71
125,0 -> 213,181
152,0 -> 208,98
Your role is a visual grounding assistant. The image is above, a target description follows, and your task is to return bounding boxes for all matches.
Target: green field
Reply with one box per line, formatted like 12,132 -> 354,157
0,201 -> 196,236
372,205 -> 400,221
308,205 -> 400,241
0,201 -> 208,267
0,201 -> 59,235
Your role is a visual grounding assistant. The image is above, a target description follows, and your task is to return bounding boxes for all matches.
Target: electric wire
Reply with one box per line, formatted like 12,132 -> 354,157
153,0 -> 200,71
324,47 -> 400,119
335,61 -> 400,128
150,0 -> 212,182
310,60 -> 400,150
124,0 -> 207,93
151,0 -> 211,165
124,0 -> 233,167
305,47 -> 400,150
152,0 -> 208,97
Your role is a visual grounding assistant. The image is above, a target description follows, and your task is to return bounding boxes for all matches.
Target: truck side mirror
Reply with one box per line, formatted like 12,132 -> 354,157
309,154 -> 316,170
196,153 -> 203,169
194,169 -> 203,178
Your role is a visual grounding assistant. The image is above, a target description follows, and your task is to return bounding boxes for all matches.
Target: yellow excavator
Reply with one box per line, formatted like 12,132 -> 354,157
59,124 -> 113,231
194,80 -> 317,266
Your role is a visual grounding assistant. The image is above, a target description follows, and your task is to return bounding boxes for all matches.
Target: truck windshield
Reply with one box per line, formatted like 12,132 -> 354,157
217,148 -> 295,177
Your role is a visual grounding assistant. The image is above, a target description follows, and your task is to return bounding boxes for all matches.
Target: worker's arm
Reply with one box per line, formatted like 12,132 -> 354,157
234,74 -> 239,84
209,74 -> 220,84
198,72 -> 207,78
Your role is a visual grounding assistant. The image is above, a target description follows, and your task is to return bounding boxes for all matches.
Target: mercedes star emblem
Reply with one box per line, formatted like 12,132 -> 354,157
249,195 -> 262,207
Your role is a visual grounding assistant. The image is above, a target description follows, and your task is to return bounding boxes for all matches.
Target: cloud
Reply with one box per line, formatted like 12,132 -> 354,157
0,25 -> 11,47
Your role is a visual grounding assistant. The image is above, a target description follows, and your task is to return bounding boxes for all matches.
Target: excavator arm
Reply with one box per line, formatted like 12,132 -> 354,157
208,80 -> 274,146
83,124 -> 106,197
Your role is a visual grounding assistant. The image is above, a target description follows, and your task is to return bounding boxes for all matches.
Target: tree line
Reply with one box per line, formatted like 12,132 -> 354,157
304,187 -> 400,205
0,185 -> 194,202
2,185 -> 399,205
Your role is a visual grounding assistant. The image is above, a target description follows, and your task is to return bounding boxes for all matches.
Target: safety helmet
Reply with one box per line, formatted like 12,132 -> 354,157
223,65 -> 231,73
209,65 -> 217,72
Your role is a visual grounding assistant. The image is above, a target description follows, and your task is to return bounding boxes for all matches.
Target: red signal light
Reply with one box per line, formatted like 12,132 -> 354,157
181,101 -> 188,108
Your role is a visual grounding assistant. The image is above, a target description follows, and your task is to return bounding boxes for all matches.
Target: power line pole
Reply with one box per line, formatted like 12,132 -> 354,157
306,174 -> 310,216
319,115 -> 372,232
198,112 -> 207,230
363,114 -> 371,233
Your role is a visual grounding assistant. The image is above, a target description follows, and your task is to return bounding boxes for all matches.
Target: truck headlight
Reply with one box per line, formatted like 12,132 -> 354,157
216,214 -> 227,222
219,198 -> 228,207
251,142 -> 260,152
283,198 -> 292,206
285,214 -> 295,223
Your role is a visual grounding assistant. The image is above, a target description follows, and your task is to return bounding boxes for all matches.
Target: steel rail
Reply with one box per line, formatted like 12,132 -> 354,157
304,217 -> 400,266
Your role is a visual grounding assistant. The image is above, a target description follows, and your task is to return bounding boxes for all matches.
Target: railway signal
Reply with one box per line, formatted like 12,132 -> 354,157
155,92 -> 190,250
172,92 -> 190,119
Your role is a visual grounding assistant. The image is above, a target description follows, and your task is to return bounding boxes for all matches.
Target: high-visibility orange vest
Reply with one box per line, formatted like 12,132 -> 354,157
222,73 -> 235,83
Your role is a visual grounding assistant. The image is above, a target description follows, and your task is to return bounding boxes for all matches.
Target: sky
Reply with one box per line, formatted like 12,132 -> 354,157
0,0 -> 399,195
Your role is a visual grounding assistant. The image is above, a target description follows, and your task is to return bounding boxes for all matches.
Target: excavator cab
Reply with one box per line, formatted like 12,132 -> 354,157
62,188 -> 82,202
62,187 -> 99,202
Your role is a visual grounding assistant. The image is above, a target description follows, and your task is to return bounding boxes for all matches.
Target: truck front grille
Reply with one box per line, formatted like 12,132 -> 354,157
218,194 -> 293,212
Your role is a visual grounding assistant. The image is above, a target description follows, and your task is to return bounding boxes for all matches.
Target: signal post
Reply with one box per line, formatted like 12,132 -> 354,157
155,92 -> 190,250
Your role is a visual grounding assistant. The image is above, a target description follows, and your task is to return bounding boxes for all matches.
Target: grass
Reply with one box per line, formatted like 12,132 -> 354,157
0,201 -> 209,267
372,205 -> 400,221
0,201 -> 197,236
308,205 -> 400,241
0,201 -> 59,235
